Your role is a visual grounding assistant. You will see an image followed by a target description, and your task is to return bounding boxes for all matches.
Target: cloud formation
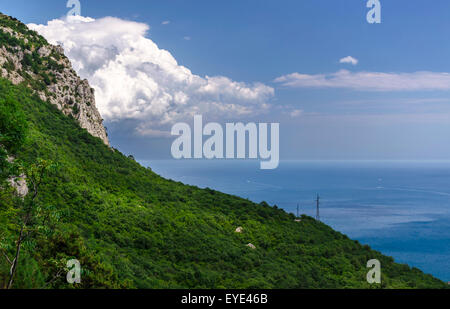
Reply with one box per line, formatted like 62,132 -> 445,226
28,16 -> 274,136
275,70 -> 450,92
339,56 -> 358,65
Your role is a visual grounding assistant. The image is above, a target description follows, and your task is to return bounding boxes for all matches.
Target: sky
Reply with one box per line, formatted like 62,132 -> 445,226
2,0 -> 450,160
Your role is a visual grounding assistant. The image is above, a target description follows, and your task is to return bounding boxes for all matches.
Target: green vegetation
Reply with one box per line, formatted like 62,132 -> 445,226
0,78 -> 447,289
0,13 -> 65,93
0,79 -> 126,289
2,58 -> 15,73
0,12 -> 447,289
0,14 -> 47,51
0,84 -> 27,183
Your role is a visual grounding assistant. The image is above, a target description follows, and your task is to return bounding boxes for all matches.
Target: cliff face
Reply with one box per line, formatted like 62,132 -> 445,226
0,14 -> 109,145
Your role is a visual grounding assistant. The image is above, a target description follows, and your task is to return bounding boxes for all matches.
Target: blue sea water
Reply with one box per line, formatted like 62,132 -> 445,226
140,160 -> 450,282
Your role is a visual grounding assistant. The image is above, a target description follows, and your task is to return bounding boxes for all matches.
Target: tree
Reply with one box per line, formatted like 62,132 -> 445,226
1,159 -> 57,289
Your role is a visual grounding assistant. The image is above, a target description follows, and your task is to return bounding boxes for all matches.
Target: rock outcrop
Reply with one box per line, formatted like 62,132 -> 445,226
0,14 -> 109,145
8,174 -> 28,197
246,243 -> 256,250
5,156 -> 29,197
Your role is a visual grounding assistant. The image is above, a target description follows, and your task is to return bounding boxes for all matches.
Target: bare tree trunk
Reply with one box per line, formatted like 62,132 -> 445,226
6,226 -> 24,289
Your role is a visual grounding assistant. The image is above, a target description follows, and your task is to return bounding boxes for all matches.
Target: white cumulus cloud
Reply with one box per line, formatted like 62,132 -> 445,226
339,56 -> 358,65
28,16 -> 274,136
275,70 -> 450,92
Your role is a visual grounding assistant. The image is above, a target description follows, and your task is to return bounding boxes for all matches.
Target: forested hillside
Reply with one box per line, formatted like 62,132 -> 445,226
0,14 -> 447,289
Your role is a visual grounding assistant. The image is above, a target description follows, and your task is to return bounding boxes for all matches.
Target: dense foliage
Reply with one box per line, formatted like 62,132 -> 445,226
0,84 -> 27,182
0,78 -> 447,289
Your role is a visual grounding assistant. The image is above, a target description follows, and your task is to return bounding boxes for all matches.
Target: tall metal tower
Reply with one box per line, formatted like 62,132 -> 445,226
316,194 -> 320,221
297,203 -> 300,218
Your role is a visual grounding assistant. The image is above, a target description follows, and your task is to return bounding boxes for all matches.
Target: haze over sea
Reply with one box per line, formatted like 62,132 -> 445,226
141,160 -> 450,282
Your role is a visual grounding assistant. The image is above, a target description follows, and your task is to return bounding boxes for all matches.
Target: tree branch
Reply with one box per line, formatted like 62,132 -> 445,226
41,268 -> 64,289
1,249 -> 12,265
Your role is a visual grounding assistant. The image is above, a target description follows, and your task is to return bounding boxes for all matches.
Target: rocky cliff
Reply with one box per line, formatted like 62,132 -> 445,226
0,14 -> 109,145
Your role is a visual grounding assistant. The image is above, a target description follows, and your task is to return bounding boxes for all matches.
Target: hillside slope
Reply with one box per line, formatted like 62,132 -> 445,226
0,14 -> 447,289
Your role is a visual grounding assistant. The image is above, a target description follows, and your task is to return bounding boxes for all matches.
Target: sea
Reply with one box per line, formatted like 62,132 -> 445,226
140,160 -> 450,282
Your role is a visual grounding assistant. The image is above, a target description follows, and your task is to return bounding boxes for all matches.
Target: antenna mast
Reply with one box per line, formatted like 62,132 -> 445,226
316,195 -> 320,221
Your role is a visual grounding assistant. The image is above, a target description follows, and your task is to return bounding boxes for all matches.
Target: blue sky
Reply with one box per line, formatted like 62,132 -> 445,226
3,0 -> 450,160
